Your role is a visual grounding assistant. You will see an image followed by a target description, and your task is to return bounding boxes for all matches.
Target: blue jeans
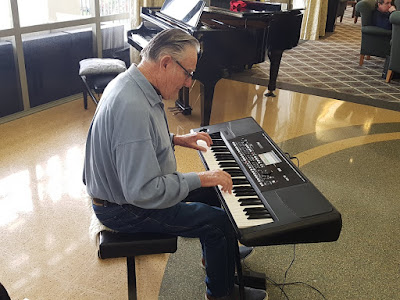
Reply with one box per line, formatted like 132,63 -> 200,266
93,188 -> 236,298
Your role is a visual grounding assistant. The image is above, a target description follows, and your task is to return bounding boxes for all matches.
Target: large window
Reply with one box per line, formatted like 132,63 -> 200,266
0,0 -> 130,121
100,0 -> 130,16
0,0 -> 13,30
17,0 -> 93,27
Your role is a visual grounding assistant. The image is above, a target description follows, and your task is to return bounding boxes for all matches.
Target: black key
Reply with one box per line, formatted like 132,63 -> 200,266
235,191 -> 257,196
239,200 -> 263,206
248,215 -> 271,220
210,133 -> 221,139
212,140 -> 226,146
215,154 -> 235,160
244,207 -> 269,213
234,186 -> 254,193
223,168 -> 244,176
219,162 -> 238,168
238,197 -> 261,202
211,147 -> 230,153
232,178 -> 250,185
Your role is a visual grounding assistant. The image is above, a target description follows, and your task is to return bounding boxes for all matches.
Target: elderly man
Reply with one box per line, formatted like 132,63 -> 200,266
373,0 -> 396,29
83,29 -> 267,300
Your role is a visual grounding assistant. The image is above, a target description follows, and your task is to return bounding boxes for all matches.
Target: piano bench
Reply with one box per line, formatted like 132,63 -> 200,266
80,74 -> 117,109
79,58 -> 127,109
97,230 -> 178,300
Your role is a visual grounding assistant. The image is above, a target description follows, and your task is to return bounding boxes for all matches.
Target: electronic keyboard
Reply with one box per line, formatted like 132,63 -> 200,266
192,117 -> 342,246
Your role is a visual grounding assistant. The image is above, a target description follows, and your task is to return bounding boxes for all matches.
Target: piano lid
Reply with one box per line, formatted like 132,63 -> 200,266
159,0 -> 206,28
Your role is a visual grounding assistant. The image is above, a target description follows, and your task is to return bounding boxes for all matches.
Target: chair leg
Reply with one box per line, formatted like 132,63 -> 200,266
83,91 -> 88,109
359,55 -> 365,66
386,70 -> 394,83
366,55 -> 371,60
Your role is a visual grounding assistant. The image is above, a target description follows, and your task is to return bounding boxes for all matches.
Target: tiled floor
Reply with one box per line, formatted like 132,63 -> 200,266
1,77 -> 400,299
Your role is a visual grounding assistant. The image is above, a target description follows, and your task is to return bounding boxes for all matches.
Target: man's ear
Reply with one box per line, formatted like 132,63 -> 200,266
159,55 -> 172,71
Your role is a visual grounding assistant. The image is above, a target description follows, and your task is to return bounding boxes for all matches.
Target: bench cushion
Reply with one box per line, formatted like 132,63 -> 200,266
98,231 -> 178,259
79,58 -> 126,76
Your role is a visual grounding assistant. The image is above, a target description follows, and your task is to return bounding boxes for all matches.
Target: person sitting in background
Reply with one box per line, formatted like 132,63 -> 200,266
372,0 -> 396,30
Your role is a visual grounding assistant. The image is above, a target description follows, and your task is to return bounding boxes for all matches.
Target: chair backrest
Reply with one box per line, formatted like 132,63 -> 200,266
356,0 -> 378,26
389,11 -> 400,72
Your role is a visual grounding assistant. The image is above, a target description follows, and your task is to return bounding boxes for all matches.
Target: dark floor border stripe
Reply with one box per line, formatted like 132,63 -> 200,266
227,76 -> 400,113
275,122 -> 400,155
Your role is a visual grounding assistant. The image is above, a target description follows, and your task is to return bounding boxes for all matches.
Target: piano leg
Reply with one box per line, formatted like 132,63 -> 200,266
200,81 -> 218,127
265,50 -> 283,97
172,87 -> 192,115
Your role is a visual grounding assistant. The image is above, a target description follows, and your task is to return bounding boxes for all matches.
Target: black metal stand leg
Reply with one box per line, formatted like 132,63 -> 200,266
127,257 -> 137,300
234,243 -> 246,300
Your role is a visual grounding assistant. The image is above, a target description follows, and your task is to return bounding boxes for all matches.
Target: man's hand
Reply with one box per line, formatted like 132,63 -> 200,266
389,6 -> 396,13
173,132 -> 212,151
198,170 -> 233,194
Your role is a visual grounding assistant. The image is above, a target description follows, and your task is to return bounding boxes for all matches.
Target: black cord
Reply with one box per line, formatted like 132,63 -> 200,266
242,244 -> 327,300
284,152 -> 299,167
280,244 -> 296,298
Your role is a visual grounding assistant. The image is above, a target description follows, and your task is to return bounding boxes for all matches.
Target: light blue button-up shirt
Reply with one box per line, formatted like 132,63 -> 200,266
83,64 -> 201,209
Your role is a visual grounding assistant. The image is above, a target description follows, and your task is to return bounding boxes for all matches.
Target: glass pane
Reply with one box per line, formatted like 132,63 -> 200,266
17,0 -> 93,27
101,20 -> 130,68
0,37 -> 24,117
22,27 -> 93,107
100,0 -> 130,16
0,0 -> 13,30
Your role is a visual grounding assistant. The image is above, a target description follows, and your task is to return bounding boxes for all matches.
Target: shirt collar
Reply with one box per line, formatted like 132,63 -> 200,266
127,64 -> 163,107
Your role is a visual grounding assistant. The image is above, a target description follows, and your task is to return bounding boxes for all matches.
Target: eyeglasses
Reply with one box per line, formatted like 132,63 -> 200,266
173,58 -> 195,80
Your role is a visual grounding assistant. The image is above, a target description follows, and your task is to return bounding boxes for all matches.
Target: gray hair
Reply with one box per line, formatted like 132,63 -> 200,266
140,29 -> 200,62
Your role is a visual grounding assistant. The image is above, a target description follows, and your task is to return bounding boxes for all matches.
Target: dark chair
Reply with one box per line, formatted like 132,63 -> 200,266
98,230 -> 178,300
352,0 -> 362,23
355,0 -> 392,65
337,0 -> 349,23
386,11 -> 400,82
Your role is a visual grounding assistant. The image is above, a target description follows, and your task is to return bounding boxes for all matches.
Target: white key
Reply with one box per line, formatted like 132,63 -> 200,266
197,140 -> 274,229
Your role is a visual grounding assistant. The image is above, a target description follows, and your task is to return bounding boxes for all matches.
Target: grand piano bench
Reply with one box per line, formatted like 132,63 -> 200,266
79,58 -> 127,109
97,230 -> 178,300
81,74 -> 117,108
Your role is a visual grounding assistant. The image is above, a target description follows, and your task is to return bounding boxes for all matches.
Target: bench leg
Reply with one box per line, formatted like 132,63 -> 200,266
83,91 -> 88,109
127,257 -> 137,300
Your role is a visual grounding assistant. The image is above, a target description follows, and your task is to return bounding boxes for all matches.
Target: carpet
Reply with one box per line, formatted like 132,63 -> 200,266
229,9 -> 400,112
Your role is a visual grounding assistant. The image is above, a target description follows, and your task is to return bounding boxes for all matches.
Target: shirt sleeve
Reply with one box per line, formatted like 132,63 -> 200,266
115,137 -> 201,209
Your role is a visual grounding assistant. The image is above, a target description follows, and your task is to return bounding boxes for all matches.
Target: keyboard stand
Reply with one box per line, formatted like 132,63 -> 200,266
234,242 -> 267,300
234,242 -> 246,300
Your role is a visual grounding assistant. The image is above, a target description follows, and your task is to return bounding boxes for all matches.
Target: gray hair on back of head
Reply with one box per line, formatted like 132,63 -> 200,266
140,29 -> 200,62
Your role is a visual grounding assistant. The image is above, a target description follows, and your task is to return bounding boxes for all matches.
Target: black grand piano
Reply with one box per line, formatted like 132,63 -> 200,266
127,0 -> 304,126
